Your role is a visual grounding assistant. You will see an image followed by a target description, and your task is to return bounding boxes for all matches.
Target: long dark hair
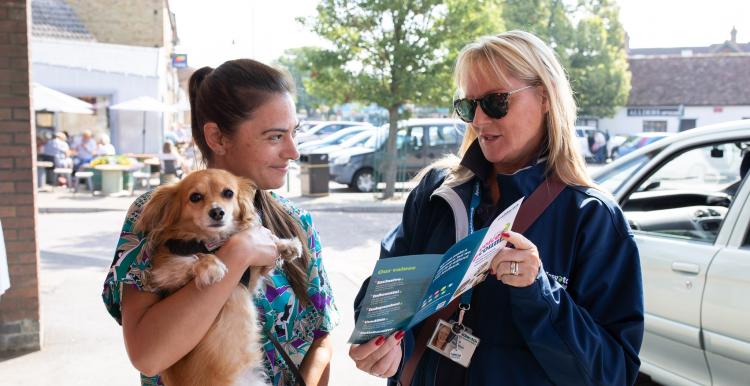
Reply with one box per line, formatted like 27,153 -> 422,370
188,59 -> 310,305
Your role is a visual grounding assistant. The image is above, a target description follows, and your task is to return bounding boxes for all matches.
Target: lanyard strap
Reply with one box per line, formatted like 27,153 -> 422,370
398,175 -> 566,386
460,180 -> 482,306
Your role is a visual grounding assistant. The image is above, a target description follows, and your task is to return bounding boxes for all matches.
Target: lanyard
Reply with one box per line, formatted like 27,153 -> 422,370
457,180 -> 482,320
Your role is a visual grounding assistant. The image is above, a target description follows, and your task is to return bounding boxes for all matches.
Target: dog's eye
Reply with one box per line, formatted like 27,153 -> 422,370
222,189 -> 234,199
189,192 -> 203,202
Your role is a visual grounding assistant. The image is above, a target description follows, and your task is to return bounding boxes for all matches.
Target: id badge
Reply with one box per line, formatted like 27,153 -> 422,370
426,319 -> 480,368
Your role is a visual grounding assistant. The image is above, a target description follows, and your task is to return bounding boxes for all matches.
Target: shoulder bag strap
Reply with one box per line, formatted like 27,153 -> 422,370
268,334 -> 307,386
397,176 -> 566,386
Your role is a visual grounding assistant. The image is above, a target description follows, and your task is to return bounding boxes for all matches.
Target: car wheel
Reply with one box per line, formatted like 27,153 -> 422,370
352,168 -> 375,192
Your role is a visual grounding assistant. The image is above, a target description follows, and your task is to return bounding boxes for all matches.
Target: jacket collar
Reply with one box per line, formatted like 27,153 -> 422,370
459,139 -> 548,207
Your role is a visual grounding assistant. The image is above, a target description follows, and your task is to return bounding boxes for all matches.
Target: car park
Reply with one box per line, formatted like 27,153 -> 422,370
329,118 -> 466,192
295,120 -> 372,144
297,125 -> 374,153
297,120 -> 325,133
611,132 -> 672,160
591,120 -> 750,386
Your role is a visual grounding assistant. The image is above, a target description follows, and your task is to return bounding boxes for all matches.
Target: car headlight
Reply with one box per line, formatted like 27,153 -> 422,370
333,155 -> 350,165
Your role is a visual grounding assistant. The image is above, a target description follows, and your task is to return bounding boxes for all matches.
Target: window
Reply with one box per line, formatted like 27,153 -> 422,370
397,126 -> 424,152
643,120 -> 667,132
428,125 -> 460,146
595,154 -> 654,195
679,119 -> 697,131
622,141 -> 749,243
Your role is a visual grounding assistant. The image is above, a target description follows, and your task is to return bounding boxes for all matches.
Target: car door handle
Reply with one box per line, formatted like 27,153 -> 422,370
671,262 -> 700,275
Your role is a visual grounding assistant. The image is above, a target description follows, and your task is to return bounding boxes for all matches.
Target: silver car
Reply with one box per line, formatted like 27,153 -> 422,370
592,120 -> 750,385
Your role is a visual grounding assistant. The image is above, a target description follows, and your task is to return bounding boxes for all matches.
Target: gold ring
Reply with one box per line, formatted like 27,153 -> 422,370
510,261 -> 519,276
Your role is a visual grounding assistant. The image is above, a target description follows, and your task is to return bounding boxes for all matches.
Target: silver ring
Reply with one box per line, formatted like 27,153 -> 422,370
510,261 -> 519,276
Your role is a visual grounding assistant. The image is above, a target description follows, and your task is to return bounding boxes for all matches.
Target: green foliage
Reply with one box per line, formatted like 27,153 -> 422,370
567,0 -> 630,117
301,0 -> 503,197
502,0 -> 629,117
275,47 -> 331,117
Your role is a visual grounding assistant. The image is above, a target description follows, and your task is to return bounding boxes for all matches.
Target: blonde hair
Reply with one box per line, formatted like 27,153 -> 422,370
450,30 -> 593,188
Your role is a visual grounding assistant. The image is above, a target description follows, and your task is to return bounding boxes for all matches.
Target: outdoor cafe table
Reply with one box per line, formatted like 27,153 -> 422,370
94,164 -> 140,195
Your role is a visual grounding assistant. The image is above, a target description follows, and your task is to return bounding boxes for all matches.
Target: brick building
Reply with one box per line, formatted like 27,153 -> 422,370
0,0 -> 42,355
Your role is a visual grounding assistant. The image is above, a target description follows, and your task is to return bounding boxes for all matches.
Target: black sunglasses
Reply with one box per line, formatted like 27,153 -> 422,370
453,85 -> 533,123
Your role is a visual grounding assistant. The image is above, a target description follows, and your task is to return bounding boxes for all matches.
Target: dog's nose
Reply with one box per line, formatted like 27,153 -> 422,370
208,207 -> 225,221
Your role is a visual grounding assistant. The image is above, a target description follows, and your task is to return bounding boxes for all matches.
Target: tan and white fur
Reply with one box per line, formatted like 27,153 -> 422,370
134,169 -> 302,386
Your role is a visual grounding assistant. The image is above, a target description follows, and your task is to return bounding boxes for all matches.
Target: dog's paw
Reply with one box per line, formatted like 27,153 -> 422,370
192,253 -> 228,288
276,237 -> 302,261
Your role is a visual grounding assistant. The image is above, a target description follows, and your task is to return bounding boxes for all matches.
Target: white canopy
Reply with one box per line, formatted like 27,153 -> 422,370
109,96 -> 175,112
32,83 -> 93,114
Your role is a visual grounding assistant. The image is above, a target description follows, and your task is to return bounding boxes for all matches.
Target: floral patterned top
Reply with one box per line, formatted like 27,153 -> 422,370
102,191 -> 339,386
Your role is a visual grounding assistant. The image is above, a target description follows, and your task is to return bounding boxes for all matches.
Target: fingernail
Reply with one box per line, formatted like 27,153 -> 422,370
375,336 -> 385,346
489,268 -> 495,275
395,330 -> 405,340
501,231 -> 510,238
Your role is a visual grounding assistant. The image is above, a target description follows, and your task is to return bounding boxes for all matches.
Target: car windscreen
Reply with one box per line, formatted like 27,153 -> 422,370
594,153 -> 654,194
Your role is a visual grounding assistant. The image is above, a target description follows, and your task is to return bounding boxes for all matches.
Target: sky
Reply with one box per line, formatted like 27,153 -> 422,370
170,0 -> 750,69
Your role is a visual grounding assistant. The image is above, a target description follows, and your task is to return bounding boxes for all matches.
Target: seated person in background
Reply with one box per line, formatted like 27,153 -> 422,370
73,130 -> 97,171
42,131 -> 72,169
95,133 -> 116,156
159,141 -> 186,184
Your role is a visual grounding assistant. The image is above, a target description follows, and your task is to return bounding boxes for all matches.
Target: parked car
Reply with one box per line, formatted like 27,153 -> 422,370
312,128 -> 379,159
329,118 -> 466,192
295,120 -> 372,144
611,132 -> 671,159
297,125 -> 374,153
297,120 -> 325,133
591,119 -> 750,386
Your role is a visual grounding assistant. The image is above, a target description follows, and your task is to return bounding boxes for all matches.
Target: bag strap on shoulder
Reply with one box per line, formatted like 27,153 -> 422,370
397,176 -> 566,386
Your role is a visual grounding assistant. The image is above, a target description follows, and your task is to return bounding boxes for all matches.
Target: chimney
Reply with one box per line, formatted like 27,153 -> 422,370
624,31 -> 630,52
731,26 -> 737,44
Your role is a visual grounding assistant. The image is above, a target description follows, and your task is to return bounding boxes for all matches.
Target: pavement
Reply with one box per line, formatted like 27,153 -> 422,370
36,170 -> 409,214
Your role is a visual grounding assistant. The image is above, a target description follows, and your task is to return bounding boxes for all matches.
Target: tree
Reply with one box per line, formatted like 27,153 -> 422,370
567,0 -> 630,118
501,0 -> 629,118
274,47 -> 330,118
302,0 -> 503,199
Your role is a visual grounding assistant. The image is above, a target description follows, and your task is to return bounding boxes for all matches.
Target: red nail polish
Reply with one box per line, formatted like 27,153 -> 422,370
501,231 -> 510,238
395,330 -> 405,340
375,336 -> 385,346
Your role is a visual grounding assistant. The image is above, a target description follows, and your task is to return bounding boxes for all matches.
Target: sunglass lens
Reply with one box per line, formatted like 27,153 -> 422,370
480,93 -> 509,119
454,99 -> 475,123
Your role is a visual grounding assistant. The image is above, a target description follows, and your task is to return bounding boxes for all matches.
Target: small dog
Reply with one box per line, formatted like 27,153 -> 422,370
134,169 -> 302,386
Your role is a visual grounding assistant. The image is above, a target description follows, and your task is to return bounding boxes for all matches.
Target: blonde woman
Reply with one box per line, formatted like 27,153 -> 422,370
350,31 -> 643,385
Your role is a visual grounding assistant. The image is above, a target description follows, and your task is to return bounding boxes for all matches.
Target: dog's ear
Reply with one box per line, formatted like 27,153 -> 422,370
236,177 -> 258,224
134,184 -> 181,239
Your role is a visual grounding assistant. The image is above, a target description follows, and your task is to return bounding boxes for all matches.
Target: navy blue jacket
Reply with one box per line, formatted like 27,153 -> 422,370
354,143 -> 644,385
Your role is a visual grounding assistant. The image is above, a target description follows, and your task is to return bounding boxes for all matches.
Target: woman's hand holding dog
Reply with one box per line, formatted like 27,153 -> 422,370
222,226 -> 280,269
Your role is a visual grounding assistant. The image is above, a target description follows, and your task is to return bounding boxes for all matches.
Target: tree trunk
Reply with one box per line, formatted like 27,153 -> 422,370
381,106 -> 400,199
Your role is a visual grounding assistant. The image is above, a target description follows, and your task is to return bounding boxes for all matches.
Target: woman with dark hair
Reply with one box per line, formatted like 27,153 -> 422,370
102,59 -> 339,386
